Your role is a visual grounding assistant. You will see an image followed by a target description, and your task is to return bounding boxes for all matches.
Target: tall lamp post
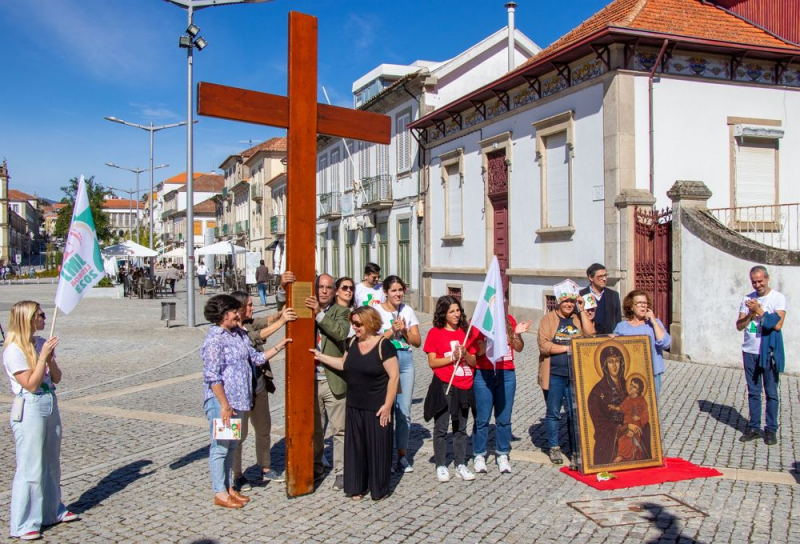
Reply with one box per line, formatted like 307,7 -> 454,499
104,117 -> 186,249
107,162 -> 168,243
164,0 -> 273,327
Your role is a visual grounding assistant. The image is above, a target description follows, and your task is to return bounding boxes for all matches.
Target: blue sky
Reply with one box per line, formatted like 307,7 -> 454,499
0,0 -> 609,201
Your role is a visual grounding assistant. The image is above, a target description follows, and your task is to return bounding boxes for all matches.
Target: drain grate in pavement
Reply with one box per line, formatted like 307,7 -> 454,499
568,494 -> 707,527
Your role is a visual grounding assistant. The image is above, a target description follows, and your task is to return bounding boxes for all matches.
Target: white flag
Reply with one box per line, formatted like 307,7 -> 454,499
54,176 -> 105,315
470,256 -> 509,363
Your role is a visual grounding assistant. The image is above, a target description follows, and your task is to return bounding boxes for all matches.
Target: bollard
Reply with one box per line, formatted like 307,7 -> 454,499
161,301 -> 177,328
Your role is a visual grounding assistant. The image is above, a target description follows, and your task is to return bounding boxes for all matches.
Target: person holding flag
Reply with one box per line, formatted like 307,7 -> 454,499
422,295 -> 479,483
470,312 -> 532,475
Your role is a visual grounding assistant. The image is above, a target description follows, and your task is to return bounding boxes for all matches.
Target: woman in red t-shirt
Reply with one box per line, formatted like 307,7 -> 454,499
469,314 -> 531,475
422,296 -> 478,483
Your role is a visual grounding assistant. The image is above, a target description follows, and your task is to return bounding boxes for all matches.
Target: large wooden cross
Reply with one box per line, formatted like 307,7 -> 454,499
197,11 -> 390,497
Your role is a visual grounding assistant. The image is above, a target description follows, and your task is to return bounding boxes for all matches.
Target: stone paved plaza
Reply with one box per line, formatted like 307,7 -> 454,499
0,282 -> 797,543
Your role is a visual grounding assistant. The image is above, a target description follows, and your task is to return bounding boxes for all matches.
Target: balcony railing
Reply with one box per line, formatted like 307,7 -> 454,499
161,210 -> 172,220
360,175 -> 393,209
250,183 -> 263,201
270,215 -> 286,235
707,202 -> 799,251
319,191 -> 342,219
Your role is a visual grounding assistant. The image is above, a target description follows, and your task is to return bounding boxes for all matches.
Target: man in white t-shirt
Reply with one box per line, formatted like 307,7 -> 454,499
354,262 -> 385,308
735,265 -> 787,446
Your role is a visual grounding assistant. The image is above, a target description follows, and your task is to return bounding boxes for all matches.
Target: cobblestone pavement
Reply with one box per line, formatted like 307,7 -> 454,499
0,282 -> 797,543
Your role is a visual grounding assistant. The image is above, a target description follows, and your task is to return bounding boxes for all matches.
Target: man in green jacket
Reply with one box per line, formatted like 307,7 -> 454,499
303,273 -> 350,490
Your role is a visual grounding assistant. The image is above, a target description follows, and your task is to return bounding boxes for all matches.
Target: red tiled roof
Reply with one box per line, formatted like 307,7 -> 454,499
241,137 -> 287,158
178,174 -> 224,193
193,200 -> 216,214
102,198 -> 145,210
8,189 -> 35,201
530,0 -> 794,63
162,172 -> 208,184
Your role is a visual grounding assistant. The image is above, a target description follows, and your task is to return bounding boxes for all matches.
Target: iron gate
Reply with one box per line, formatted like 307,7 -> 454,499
634,206 -> 673,329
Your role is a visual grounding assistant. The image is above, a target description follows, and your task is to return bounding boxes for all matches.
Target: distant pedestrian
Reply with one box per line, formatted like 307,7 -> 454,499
3,301 -> 80,539
579,263 -> 621,335
166,264 -> 180,294
255,260 -> 270,306
28,267 -> 35,279
736,266 -> 786,446
197,260 -> 209,295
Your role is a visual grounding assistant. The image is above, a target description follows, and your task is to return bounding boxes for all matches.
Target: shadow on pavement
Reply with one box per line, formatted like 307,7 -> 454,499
792,462 -> 800,484
697,400 -> 749,434
68,460 -> 154,515
169,446 -> 208,470
641,501 -> 704,544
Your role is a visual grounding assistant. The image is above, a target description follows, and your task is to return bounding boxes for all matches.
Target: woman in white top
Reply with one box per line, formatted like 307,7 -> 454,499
374,275 -> 421,473
3,301 -> 79,540
196,260 -> 209,295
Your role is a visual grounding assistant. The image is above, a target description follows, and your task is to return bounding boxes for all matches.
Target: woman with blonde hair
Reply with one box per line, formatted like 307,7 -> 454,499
3,301 -> 79,541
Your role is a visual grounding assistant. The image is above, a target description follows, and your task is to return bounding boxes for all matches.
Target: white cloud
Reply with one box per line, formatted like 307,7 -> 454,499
129,102 -> 182,122
345,13 -> 380,52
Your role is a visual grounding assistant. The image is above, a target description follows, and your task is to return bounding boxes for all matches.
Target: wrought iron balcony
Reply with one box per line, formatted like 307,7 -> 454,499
360,175 -> 393,209
161,210 -> 172,220
319,191 -> 342,219
250,183 -> 263,201
270,215 -> 286,235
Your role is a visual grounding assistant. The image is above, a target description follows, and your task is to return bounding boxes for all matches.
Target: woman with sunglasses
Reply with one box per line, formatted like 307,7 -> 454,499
335,277 -> 357,310
311,306 -> 400,500
3,302 -> 79,540
613,290 -> 671,398
374,275 -> 421,473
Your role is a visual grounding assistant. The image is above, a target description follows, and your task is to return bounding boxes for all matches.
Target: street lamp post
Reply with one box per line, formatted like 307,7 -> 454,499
107,163 -> 168,244
104,117 -> 186,249
164,0 -> 272,327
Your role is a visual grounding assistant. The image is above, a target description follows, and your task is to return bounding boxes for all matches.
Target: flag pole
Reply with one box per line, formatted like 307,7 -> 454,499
445,322 -> 474,395
49,307 -> 59,339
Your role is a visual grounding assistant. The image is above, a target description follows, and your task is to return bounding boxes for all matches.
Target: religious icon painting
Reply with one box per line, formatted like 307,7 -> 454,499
570,336 -> 664,475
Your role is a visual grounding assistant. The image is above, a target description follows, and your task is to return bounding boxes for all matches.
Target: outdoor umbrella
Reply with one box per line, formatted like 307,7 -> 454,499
101,240 -> 159,258
162,247 -> 188,259
195,241 -> 247,256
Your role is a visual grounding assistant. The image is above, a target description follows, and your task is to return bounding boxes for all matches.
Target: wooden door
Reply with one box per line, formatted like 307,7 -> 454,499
487,150 -> 509,298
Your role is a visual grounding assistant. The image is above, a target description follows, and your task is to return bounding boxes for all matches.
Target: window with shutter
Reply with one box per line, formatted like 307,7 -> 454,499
318,155 -> 328,194
359,142 -> 371,180
331,148 -> 340,192
396,112 -> 411,173
545,131 -> 570,228
377,221 -> 389,274
398,218 -> 411,283
344,141 -> 355,190
446,165 -> 463,236
377,144 -> 389,176
735,137 -> 776,209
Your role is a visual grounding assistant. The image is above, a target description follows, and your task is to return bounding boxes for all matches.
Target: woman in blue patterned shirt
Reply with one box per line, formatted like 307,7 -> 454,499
201,294 -> 291,508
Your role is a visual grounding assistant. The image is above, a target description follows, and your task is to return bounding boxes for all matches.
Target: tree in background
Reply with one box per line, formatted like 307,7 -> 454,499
53,176 -> 112,242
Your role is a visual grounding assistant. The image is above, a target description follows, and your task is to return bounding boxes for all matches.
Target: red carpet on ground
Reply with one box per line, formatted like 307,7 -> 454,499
560,457 -> 722,490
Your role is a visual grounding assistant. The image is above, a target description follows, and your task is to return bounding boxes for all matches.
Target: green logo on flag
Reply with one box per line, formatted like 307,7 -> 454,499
482,286 -> 495,330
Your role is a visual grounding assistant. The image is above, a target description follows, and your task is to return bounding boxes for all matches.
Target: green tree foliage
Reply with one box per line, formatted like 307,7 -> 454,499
53,176 -> 112,242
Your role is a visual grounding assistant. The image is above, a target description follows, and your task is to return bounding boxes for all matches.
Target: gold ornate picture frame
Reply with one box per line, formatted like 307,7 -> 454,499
570,336 -> 664,475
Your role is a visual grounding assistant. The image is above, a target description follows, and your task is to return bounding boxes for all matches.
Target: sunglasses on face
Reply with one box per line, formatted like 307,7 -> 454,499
36,311 -> 46,319
350,320 -> 364,328
339,285 -> 354,292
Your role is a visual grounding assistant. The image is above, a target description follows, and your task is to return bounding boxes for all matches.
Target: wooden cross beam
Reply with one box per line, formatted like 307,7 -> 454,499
197,11 -> 391,497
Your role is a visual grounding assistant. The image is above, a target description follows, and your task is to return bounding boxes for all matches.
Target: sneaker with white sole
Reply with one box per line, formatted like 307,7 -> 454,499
497,454 -> 511,474
61,511 -> 80,523
398,456 -> 414,473
455,464 -> 476,481
436,466 -> 450,482
473,455 -> 487,473
19,532 -> 41,541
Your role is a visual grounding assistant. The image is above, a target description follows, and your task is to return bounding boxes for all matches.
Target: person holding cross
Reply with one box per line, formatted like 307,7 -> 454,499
284,271 -> 351,489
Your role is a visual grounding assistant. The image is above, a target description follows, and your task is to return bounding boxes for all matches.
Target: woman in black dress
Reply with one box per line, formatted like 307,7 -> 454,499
311,306 -> 400,500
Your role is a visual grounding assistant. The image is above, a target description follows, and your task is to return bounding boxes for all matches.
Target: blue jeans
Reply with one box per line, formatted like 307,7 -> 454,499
204,397 -> 242,493
10,392 -> 67,537
654,372 -> 662,400
257,282 -> 268,306
743,351 -> 779,432
473,369 -> 516,456
394,349 -> 415,452
545,375 -> 575,452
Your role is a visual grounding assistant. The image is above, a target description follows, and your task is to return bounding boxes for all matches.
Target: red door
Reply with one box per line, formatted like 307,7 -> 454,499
487,150 -> 509,298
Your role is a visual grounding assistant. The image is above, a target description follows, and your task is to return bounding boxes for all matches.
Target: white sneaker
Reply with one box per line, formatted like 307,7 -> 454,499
398,456 -> 414,473
436,466 -> 450,482
455,464 -> 476,481
497,454 -> 512,474
473,455 -> 487,473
